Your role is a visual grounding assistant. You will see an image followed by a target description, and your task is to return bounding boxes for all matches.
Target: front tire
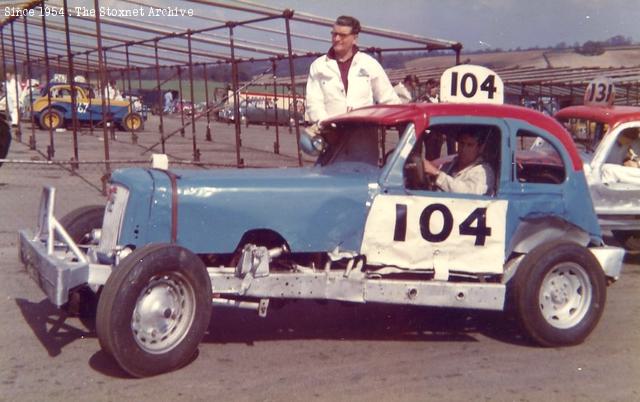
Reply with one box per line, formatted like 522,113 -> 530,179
510,241 -> 606,346
59,205 -> 104,244
96,244 -> 212,377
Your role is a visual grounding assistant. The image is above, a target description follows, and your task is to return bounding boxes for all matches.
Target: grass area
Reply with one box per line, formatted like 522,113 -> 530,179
131,79 -> 224,103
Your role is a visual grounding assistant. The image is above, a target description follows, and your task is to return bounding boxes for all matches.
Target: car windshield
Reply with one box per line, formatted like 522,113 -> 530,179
317,123 -> 390,167
556,117 -> 609,153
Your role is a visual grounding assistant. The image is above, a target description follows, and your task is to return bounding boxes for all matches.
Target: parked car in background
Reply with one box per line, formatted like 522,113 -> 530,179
174,99 -> 194,115
216,90 -> 304,126
555,104 -> 640,250
121,93 -> 149,119
125,88 -> 169,115
218,103 -> 297,126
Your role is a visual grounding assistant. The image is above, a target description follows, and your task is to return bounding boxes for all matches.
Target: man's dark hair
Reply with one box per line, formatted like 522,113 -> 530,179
426,78 -> 437,86
458,127 -> 491,146
459,131 -> 486,145
335,15 -> 361,34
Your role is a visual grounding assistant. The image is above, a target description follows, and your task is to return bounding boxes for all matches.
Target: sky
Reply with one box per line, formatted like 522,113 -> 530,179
255,0 -> 640,51
2,0 -> 639,63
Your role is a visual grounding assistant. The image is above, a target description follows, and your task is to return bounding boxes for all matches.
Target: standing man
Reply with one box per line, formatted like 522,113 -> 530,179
163,90 -> 174,113
4,71 -> 20,127
305,15 -> 399,128
394,74 -> 418,103
104,80 -> 122,100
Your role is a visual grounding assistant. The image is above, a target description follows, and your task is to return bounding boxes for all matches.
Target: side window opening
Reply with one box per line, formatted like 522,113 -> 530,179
404,124 -> 501,197
516,129 -> 566,184
605,127 -> 640,166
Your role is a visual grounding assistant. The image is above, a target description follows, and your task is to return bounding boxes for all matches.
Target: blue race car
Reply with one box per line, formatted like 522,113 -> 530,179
19,67 -> 625,377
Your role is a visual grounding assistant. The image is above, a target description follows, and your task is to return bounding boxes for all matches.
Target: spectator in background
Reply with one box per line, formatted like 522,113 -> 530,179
4,71 -> 20,126
305,15 -> 399,132
171,90 -> 180,112
103,80 -> 122,100
19,78 -> 40,116
394,74 -> 418,103
423,78 -> 440,103
17,74 -> 26,114
163,90 -> 174,113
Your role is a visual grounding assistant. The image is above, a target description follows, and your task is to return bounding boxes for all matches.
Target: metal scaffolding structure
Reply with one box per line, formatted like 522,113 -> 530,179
0,0 -> 462,174
384,64 -> 640,109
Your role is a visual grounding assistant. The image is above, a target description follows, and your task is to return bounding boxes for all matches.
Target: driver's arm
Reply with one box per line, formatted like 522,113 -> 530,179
435,167 -> 490,195
424,160 -> 494,195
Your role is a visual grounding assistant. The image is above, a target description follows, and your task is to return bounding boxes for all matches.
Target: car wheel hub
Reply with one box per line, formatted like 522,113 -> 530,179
539,262 -> 592,329
131,272 -> 195,354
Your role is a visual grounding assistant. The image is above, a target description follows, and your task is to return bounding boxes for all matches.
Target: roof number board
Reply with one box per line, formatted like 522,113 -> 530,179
584,77 -> 615,107
440,65 -> 504,104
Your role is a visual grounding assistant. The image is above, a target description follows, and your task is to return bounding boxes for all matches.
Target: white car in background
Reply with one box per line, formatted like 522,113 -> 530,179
555,104 -> 640,250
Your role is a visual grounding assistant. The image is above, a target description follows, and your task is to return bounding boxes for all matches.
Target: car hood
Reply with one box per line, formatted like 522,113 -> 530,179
111,162 -> 381,254
171,162 -> 378,191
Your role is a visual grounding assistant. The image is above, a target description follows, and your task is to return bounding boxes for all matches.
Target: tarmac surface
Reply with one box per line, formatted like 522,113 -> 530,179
1,115 -> 639,401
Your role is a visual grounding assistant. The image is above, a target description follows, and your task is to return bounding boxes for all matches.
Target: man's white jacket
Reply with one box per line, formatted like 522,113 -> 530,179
305,52 -> 399,124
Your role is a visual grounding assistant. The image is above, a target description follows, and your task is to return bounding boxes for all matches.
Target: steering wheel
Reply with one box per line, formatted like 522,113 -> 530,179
404,153 -> 428,189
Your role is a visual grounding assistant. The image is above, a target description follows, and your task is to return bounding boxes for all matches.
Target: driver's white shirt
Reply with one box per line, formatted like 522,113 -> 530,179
435,157 -> 495,195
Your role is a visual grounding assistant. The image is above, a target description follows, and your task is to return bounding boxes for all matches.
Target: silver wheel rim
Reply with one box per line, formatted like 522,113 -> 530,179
539,262 -> 592,329
132,272 -> 196,354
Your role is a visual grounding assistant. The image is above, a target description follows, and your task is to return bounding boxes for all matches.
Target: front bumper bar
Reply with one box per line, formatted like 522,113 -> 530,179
18,187 -> 104,307
19,229 -> 90,307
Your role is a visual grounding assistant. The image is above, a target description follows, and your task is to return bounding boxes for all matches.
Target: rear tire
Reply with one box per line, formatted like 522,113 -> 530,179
121,112 -> 143,132
510,241 -> 606,346
39,108 -> 64,130
96,243 -> 212,377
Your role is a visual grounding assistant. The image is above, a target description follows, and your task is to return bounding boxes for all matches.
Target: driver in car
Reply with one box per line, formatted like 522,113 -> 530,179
422,131 -> 495,195
620,129 -> 640,168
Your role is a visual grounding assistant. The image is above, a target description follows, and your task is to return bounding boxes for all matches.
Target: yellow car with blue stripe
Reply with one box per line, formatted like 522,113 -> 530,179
31,83 -> 143,131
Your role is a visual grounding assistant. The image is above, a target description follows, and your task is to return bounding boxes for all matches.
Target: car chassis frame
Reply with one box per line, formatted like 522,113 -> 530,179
20,187 -> 626,319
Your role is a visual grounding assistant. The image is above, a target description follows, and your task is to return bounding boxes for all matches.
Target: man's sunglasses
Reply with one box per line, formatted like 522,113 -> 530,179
331,31 -> 354,38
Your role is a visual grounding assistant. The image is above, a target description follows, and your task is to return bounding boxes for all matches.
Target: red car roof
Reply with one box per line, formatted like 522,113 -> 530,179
555,105 -> 640,127
324,103 -> 582,170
